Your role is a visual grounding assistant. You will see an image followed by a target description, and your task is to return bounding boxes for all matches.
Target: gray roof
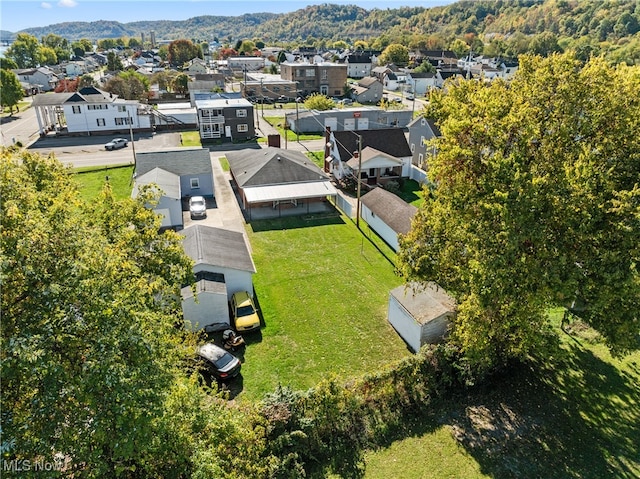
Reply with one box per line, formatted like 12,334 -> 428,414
135,148 -> 212,177
181,278 -> 226,300
226,147 -> 329,188
360,187 -> 417,235
334,128 -> 411,161
390,282 -> 456,325
181,225 -> 256,273
132,167 -> 181,199
407,116 -> 441,137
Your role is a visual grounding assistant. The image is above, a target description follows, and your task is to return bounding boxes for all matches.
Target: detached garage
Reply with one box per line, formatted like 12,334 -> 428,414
387,282 -> 455,352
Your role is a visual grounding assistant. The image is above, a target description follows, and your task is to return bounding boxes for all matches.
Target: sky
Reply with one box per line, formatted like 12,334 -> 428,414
1,0 -> 456,33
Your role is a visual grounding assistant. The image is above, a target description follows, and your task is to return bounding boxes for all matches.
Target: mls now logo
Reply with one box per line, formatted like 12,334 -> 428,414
3,458 -> 63,472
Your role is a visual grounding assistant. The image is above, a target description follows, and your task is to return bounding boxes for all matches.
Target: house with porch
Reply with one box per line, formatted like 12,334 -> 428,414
346,146 -> 405,188
30,86 -> 152,136
13,66 -> 60,92
226,147 -> 338,220
195,97 -> 255,142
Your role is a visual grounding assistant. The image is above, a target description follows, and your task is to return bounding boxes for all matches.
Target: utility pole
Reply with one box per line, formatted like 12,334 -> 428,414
355,133 -> 362,229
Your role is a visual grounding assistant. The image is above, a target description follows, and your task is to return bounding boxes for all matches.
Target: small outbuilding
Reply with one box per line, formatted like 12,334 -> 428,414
387,282 -> 456,352
360,187 -> 417,252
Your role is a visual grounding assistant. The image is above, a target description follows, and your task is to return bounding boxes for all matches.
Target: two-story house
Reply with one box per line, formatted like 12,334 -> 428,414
280,60 -> 347,98
13,66 -> 60,92
407,115 -> 441,171
195,97 -> 255,142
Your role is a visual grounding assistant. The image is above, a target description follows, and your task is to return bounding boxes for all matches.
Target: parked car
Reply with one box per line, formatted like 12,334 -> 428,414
276,95 -> 291,103
230,291 -> 260,332
196,343 -> 241,380
338,98 -> 353,105
406,92 -> 415,100
189,196 -> 207,220
104,138 -> 128,151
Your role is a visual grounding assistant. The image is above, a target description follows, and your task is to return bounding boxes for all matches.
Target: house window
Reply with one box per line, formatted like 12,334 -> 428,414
305,69 -> 315,77
88,104 -> 107,110
115,117 -> 132,125
320,69 -> 328,80
411,143 -> 415,153
190,178 -> 200,189
236,109 -> 247,118
96,118 -> 105,126
118,105 -> 127,112
237,124 -> 248,132
421,135 -> 425,146
419,153 -> 424,166
72,105 -> 81,114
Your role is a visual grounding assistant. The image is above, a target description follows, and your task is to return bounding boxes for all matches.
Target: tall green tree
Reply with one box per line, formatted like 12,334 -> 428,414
1,149 -> 198,476
399,53 -> 640,374
5,33 -> 41,68
39,46 -> 58,65
0,69 -> 24,116
106,51 -> 124,71
71,38 -> 94,57
104,71 -> 150,101
378,43 -> 409,66
171,72 -> 191,94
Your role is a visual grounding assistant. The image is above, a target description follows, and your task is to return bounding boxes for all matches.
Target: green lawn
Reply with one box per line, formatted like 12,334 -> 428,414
1,100 -> 30,117
73,165 -> 134,202
263,116 -> 324,141
240,214 -> 411,401
179,131 -> 202,147
362,312 -> 640,478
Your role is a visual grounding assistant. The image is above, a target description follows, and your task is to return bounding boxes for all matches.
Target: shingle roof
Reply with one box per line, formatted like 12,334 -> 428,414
135,148 -> 212,177
333,128 -> 411,161
226,148 -> 329,188
132,167 -> 181,199
181,225 -> 256,273
360,187 -> 417,235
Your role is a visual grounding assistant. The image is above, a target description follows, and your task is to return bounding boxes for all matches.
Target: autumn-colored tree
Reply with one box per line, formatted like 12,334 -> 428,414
54,78 -> 79,93
168,39 -> 201,68
399,53 -> 640,375
378,43 -> 409,66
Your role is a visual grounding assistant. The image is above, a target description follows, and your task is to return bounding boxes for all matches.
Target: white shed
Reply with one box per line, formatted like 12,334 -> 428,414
360,187 -> 417,252
387,282 -> 455,352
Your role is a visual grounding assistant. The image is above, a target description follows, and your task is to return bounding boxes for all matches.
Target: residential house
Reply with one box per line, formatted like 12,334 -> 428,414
61,61 -> 86,78
407,115 -> 441,170
405,71 -> 437,95
240,79 -> 299,102
133,147 -> 214,228
13,66 -> 60,92
290,107 -> 413,134
325,128 -> 412,180
345,146 -> 405,187
181,224 -> 256,332
228,56 -> 265,72
184,57 -> 208,75
350,76 -> 383,104
360,186 -> 417,251
280,60 -> 347,98
414,50 -> 458,69
387,282 -> 455,352
195,97 -> 255,142
30,86 -> 152,136
345,53 -> 373,79
226,147 -> 338,220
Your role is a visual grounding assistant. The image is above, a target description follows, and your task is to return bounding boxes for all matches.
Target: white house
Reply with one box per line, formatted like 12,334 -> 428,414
30,86 -> 151,136
388,282 -> 455,352
131,167 -> 183,229
13,66 -> 60,92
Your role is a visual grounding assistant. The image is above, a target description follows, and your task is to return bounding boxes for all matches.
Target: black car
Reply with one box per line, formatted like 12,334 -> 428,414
196,343 -> 241,380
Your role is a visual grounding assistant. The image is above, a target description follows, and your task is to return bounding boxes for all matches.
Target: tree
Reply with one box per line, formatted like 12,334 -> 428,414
40,46 -> 58,65
71,38 -> 93,57
1,149 -> 199,476
238,40 -> 257,56
172,73 -> 191,94
304,93 -> 335,111
449,38 -> 470,58
5,33 -> 41,68
42,33 -> 70,63
378,43 -> 409,66
0,69 -> 24,116
150,70 -> 179,91
398,53 -> 640,375
77,74 -> 96,89
167,39 -> 201,68
106,51 -> 124,71
104,71 -> 150,101
413,60 -> 435,74
529,31 -> 563,56
0,57 -> 18,70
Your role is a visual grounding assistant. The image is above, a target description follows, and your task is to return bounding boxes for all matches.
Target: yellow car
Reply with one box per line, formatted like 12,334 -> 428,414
230,291 -> 260,332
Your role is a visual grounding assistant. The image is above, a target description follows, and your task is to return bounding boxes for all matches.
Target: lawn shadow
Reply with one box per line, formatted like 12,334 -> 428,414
440,347 -> 640,478
249,212 -> 345,232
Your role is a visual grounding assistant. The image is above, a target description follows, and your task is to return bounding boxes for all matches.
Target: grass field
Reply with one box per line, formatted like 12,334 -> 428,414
361,312 -> 640,478
263,116 -> 324,141
73,165 -> 134,203
240,214 -> 411,401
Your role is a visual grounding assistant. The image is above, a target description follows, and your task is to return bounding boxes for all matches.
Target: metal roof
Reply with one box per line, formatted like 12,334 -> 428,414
244,180 -> 337,203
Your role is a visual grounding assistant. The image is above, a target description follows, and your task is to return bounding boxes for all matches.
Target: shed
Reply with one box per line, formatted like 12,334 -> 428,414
360,187 -> 417,251
387,282 -> 455,352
